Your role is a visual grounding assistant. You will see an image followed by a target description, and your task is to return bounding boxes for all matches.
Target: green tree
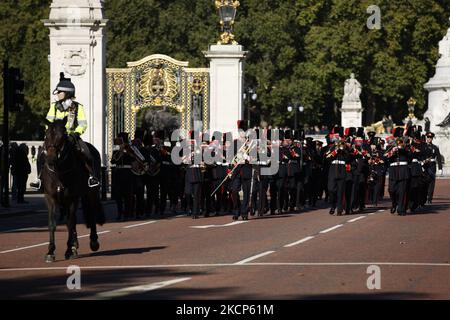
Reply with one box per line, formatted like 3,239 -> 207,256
1,0 -> 450,139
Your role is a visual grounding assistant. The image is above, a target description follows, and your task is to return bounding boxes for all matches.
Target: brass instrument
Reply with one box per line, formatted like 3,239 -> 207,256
118,143 -> 152,176
211,138 -> 256,197
146,150 -> 161,176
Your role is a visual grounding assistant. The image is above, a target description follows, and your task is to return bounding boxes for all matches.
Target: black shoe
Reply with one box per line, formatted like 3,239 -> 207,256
337,210 -> 343,216
329,208 -> 335,215
232,215 -> 239,221
390,206 -> 397,214
427,200 -> 432,204
242,216 -> 248,221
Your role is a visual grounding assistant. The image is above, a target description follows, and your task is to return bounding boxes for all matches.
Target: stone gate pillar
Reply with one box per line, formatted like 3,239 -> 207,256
204,45 -> 247,137
43,0 -> 108,165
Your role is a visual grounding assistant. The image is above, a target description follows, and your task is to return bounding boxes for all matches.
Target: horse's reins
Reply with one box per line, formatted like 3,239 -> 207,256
45,139 -> 77,176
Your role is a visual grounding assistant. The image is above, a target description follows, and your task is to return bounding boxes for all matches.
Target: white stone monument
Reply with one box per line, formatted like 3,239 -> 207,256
43,0 -> 108,165
341,73 -> 363,128
204,45 -> 247,137
424,18 -> 450,172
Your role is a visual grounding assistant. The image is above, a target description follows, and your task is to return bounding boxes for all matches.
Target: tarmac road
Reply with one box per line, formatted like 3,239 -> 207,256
0,181 -> 449,300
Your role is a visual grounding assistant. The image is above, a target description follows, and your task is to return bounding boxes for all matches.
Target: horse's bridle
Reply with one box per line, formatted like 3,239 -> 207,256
44,136 -> 75,176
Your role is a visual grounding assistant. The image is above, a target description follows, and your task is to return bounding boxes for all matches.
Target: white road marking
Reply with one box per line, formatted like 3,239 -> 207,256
78,230 -> 111,238
234,251 -> 275,265
2,262 -> 450,272
1,227 -> 48,234
0,242 -> 49,254
123,221 -> 157,229
191,221 -> 248,229
0,230 -> 111,254
348,216 -> 366,223
284,236 -> 315,248
91,277 -> 191,300
319,224 -> 343,234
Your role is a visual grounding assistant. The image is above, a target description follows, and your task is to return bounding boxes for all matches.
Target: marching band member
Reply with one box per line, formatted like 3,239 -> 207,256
423,132 -> 443,204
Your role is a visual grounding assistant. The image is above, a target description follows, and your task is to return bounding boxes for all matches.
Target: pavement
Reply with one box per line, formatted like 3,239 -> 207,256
0,181 -> 449,300
0,194 -> 48,219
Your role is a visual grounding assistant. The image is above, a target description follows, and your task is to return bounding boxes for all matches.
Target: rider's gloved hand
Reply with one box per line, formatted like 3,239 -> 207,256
72,132 -> 81,139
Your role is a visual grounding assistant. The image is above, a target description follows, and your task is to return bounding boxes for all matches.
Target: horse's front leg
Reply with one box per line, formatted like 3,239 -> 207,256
65,199 -> 79,260
45,195 -> 57,263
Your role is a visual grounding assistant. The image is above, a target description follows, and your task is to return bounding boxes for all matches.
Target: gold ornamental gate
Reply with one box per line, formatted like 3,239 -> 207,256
106,54 -> 209,159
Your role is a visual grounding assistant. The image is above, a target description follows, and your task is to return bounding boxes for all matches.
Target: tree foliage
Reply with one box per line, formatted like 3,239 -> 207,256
1,0 -> 449,139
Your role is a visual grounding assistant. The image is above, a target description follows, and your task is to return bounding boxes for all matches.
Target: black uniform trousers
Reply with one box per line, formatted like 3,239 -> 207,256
185,167 -> 202,217
388,165 -> 410,214
425,162 -> 437,202
328,164 -> 347,213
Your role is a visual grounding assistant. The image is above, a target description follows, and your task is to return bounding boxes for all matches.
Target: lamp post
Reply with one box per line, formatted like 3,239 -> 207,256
244,88 -> 257,127
407,97 -> 416,120
287,104 -> 304,130
215,0 -> 240,45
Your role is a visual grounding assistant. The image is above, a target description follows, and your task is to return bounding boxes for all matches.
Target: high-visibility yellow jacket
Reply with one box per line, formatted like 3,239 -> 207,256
45,101 -> 87,135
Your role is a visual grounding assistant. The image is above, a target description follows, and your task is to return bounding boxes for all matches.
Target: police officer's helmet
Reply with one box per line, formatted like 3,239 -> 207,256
53,72 -> 75,98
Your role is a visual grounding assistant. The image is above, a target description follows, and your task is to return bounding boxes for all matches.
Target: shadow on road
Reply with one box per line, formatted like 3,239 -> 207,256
84,246 -> 167,258
0,267 -> 206,300
284,291 -> 430,300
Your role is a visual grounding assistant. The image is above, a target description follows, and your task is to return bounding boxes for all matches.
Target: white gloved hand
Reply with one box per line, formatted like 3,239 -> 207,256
439,169 -> 443,176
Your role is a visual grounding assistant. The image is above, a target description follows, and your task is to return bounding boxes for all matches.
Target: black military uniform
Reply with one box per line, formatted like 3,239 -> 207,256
423,132 -> 443,204
131,131 -> 146,219
211,133 -> 229,215
276,130 -> 290,213
327,138 -> 351,216
285,130 -> 299,211
111,132 -> 135,221
351,139 -> 370,212
142,132 -> 162,217
184,133 -> 202,219
230,133 -> 253,221
386,134 -> 411,215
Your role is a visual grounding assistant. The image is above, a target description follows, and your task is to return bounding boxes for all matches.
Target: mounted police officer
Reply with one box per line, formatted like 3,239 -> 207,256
30,72 -> 99,189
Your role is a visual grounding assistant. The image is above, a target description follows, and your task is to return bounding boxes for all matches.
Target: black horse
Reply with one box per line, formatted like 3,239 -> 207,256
42,119 -> 105,262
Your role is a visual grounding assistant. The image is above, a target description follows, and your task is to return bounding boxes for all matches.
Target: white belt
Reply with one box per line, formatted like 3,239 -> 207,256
190,165 -> 201,168
430,159 -> 436,162
390,162 -> 408,167
412,159 -> 420,163
114,165 -> 132,169
332,160 -> 346,165
162,161 -> 171,165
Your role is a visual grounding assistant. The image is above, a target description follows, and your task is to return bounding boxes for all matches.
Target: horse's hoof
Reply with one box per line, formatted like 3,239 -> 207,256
90,241 -> 100,252
65,248 -> 78,260
45,254 -> 55,263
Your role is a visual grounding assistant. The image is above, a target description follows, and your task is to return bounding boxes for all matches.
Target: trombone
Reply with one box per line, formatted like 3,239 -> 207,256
211,138 -> 256,197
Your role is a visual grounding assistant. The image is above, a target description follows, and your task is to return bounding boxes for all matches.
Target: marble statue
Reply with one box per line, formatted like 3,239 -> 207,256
343,73 -> 362,103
